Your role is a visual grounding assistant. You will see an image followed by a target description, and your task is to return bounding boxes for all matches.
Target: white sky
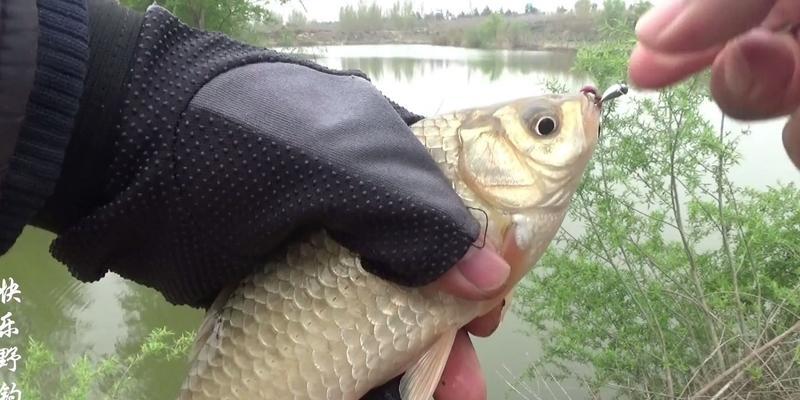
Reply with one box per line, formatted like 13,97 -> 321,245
275,0 -> 666,22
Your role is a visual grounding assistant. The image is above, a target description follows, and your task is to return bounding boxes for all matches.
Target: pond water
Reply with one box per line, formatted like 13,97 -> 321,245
1,44 -> 798,400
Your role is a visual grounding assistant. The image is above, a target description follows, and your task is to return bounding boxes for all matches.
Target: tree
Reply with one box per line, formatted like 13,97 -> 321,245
574,0 -> 592,16
387,1 -> 417,30
338,2 -> 384,33
602,0 -> 627,22
120,0 -> 286,39
556,6 -> 567,14
629,1 -> 654,20
516,13 -> 800,400
286,10 -> 307,28
480,6 -> 493,16
524,3 -> 539,14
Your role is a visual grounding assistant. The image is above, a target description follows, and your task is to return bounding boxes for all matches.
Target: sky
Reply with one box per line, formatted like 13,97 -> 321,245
274,0 -> 666,23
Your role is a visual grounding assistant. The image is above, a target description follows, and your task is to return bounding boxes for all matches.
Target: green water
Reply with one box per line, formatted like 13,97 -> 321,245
1,44 -> 797,400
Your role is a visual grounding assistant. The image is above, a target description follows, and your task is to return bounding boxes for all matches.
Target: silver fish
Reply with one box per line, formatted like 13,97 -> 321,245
178,88 -> 606,400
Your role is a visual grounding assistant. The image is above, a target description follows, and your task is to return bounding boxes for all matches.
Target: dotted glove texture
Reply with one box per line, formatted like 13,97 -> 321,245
42,5 -> 480,309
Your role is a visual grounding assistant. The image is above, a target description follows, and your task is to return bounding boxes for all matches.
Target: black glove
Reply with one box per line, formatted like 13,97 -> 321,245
32,2 -> 480,309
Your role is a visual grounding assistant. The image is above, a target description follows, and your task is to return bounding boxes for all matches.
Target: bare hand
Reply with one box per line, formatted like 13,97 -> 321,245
628,0 -> 800,168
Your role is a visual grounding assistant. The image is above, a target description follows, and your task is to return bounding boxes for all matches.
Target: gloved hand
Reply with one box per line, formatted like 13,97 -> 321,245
31,3 -> 487,310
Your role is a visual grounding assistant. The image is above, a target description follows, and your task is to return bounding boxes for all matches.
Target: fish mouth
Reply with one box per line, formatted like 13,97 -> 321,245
580,85 -> 600,105
577,87 -> 602,140
586,83 -> 628,138
581,84 -> 629,108
578,87 -> 602,118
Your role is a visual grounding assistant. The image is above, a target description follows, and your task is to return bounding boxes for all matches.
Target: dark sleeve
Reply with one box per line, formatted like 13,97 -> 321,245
0,0 -> 38,193
0,0 -> 90,254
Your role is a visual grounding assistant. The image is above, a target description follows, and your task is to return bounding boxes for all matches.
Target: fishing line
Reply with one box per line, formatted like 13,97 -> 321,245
466,206 -> 489,249
597,83 -> 629,138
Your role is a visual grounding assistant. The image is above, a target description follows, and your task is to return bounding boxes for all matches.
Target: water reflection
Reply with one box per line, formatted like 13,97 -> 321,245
296,44 -> 580,84
315,49 -> 579,83
0,227 -> 202,399
1,228 -> 88,357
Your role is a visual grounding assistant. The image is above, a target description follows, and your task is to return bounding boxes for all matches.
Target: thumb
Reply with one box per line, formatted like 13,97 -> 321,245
430,245 -> 511,301
710,28 -> 800,120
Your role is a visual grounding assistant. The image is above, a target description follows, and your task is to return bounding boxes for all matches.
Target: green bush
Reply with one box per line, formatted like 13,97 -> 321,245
18,328 -> 194,400
463,14 -> 532,49
515,6 -> 800,400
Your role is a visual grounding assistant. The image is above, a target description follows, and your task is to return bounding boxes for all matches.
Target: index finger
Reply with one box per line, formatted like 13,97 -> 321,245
637,0 -> 777,53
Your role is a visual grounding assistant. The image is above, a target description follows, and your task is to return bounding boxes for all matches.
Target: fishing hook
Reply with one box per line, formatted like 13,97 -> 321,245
600,83 -> 629,105
598,83 -> 629,137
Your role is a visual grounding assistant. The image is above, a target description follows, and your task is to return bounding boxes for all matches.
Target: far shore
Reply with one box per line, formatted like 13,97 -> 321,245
262,13 -> 600,52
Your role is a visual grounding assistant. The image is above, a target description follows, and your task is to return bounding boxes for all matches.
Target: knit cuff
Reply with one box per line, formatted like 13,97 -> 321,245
0,0 -> 89,253
0,0 -> 38,192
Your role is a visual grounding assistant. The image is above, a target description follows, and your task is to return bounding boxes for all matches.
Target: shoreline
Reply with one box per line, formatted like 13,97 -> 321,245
268,32 -> 586,52
262,14 -> 599,53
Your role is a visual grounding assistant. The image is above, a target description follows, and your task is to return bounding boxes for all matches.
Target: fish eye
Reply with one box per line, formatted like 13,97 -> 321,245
534,116 -> 558,136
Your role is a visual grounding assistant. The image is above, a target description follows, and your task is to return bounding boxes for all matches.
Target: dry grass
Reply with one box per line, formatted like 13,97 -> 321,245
501,320 -> 800,400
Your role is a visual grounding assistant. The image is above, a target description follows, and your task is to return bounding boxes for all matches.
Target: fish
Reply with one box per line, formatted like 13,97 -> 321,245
178,87 -> 607,400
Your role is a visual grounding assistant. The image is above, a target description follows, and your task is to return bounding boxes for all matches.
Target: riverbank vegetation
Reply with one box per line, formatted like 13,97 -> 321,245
120,0 -> 288,43
119,1 -> 649,51
515,3 -> 800,399
17,328 -> 194,400
264,1 -> 653,51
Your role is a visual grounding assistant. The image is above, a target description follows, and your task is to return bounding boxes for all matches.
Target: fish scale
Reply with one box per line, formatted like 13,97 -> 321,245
179,92 -> 602,400
182,231 -> 475,400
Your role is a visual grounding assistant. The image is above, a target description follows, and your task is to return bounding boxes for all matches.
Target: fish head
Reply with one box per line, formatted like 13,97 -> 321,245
456,89 -> 602,297
457,90 -> 600,211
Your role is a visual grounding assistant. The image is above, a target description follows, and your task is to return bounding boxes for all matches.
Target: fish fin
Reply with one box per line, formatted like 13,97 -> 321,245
189,283 -> 237,361
398,329 -> 457,400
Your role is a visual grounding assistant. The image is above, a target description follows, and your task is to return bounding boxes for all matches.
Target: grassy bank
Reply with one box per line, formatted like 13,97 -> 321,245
263,11 -> 601,51
260,1 -> 656,51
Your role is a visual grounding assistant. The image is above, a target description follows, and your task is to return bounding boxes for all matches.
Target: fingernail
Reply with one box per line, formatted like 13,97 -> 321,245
457,247 -> 511,293
724,41 -> 754,98
635,0 -> 687,44
725,30 -> 792,101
